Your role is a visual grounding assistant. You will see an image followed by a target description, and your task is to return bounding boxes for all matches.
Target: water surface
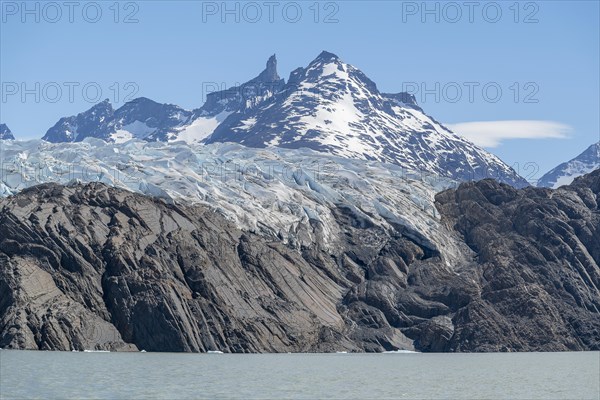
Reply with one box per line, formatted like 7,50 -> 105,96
1,351 -> 598,399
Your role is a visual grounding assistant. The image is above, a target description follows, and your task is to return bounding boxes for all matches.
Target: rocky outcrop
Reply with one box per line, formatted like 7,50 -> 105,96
1,171 -> 599,352
435,170 -> 600,351
0,183 -> 416,352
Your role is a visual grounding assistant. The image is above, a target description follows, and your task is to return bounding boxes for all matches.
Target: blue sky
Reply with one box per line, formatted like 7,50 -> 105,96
1,0 -> 599,177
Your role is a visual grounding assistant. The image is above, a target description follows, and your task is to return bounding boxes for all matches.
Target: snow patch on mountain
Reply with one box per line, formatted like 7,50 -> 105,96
110,121 -> 158,143
175,111 -> 233,144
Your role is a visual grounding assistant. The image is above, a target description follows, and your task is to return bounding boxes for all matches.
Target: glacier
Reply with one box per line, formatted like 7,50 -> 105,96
0,138 -> 468,265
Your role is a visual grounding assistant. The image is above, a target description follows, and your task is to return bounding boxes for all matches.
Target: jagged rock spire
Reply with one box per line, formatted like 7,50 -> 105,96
256,54 -> 280,82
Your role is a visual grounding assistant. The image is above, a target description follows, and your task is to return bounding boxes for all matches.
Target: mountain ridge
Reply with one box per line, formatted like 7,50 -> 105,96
36,51 -> 528,187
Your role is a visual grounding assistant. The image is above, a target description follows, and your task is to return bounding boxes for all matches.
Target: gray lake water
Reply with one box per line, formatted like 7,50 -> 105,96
0,350 -> 598,399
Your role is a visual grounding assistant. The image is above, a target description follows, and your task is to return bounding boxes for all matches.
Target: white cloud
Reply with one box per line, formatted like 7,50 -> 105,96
446,120 -> 572,148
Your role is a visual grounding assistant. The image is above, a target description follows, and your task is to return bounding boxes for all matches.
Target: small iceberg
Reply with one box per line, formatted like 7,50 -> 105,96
382,350 -> 419,354
83,350 -> 110,353
207,350 -> 223,354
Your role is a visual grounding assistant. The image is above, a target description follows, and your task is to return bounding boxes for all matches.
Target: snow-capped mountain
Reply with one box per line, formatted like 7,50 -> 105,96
195,54 -> 284,117
206,51 -> 526,186
537,141 -> 600,188
0,123 -> 15,140
113,98 -> 193,142
41,56 -> 285,145
38,51 -> 526,186
41,98 -> 193,143
178,54 -> 285,143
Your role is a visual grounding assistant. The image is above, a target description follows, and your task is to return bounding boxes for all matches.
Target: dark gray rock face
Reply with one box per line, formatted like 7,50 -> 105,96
42,99 -> 116,142
1,172 -> 599,352
0,124 -> 15,140
435,170 -> 600,351
0,183 -> 414,352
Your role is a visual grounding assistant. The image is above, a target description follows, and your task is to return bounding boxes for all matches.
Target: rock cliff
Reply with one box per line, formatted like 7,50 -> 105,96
1,170 -> 598,352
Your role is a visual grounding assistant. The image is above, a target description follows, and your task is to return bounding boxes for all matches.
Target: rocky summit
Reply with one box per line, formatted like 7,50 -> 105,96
1,169 -> 598,353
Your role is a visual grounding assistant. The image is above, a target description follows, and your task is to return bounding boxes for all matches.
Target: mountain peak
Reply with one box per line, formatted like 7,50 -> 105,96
316,50 -> 340,62
0,123 -> 15,140
298,50 -> 380,94
537,141 -> 600,188
125,97 -> 160,106
197,54 -> 286,119
255,54 -> 281,83
42,99 -> 116,143
89,99 -> 114,114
